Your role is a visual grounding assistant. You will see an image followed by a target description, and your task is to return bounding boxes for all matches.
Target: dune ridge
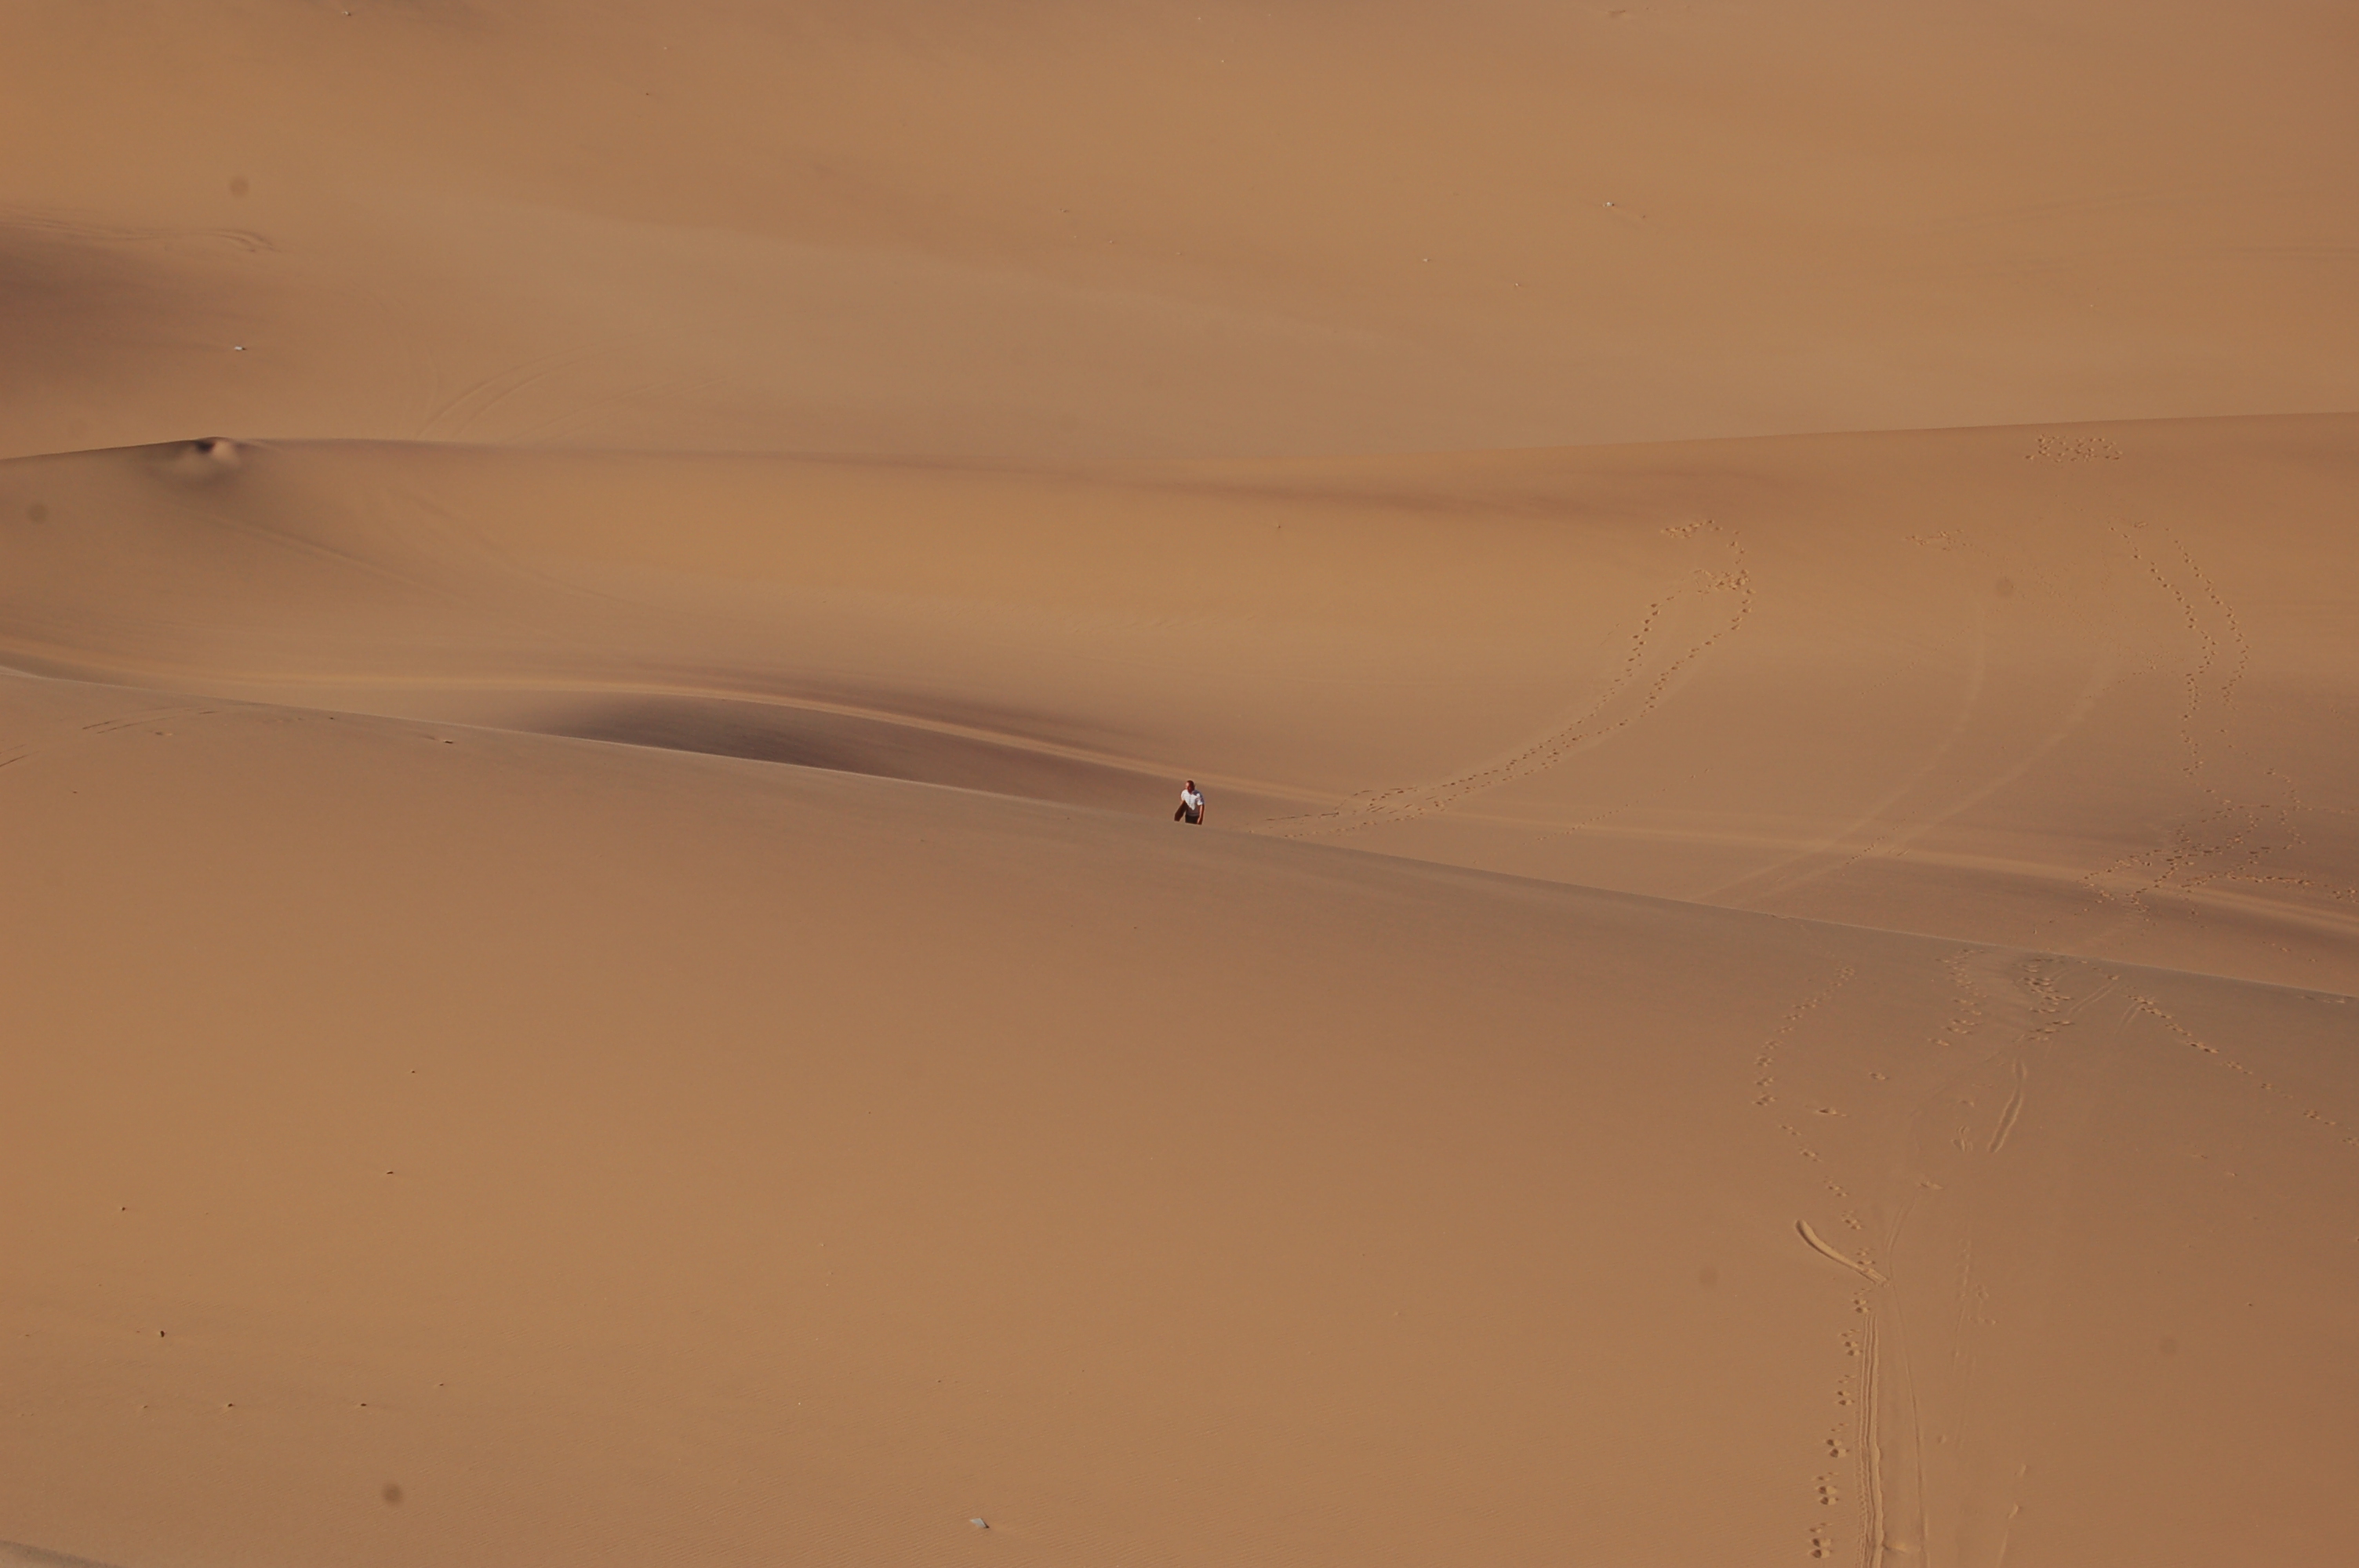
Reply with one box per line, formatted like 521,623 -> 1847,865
7,413 -> 2356,992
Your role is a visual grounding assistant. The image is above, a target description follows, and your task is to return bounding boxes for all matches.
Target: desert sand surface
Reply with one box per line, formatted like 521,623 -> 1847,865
5,2 -> 2356,463
4,3 -> 2357,1566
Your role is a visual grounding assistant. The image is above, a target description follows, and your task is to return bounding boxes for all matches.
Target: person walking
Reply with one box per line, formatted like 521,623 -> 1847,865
1175,779 -> 1205,825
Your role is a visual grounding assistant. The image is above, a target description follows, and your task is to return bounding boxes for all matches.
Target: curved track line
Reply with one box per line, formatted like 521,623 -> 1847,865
1800,1220 -> 1888,1284
1265,522 -> 1753,839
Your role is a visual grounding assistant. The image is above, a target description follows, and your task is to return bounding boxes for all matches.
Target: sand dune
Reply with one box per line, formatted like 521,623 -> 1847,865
7,414 -> 2357,991
4,3 -> 2355,463
5,2 -> 2356,1566
5,672 -> 2355,1567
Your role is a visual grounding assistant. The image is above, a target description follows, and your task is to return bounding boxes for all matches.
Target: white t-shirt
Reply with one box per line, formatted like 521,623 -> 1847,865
1181,787 -> 1204,811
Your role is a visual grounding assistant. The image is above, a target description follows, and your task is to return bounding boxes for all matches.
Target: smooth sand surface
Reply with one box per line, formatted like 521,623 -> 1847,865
7,674 -> 2357,1567
4,4 -> 2355,1566
4,3 -> 2354,463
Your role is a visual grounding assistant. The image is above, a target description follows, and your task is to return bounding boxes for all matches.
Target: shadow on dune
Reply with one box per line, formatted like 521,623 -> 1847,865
2,1543 -> 129,1568
538,693 -> 1168,813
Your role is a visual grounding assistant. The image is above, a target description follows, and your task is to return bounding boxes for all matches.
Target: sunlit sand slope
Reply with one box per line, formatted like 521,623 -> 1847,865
5,415 -> 2356,990
3,672 -> 2354,1568
3,2 -> 2353,461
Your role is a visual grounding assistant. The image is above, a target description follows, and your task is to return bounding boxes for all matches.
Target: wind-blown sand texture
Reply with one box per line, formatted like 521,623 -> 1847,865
4,5 -> 2355,1566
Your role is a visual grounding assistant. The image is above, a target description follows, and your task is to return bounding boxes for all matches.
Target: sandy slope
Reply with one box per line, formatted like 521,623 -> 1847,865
5,2 -> 2357,1566
2,2 -> 2355,463
5,672 -> 2355,1568
6,415 -> 2357,993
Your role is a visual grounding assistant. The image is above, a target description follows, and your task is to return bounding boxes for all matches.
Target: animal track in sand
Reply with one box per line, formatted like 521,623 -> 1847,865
2028,433 -> 2122,462
2128,993 -> 2359,1152
1798,1221 -> 1886,1284
1932,954 -> 1990,1047
1751,964 -> 1856,1109
2081,521 -> 2359,922
1801,950 -> 2100,1568
1747,965 -> 1915,1562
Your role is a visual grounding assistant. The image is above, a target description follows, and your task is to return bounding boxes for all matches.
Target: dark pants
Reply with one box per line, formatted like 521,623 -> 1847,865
1176,803 -> 1201,824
